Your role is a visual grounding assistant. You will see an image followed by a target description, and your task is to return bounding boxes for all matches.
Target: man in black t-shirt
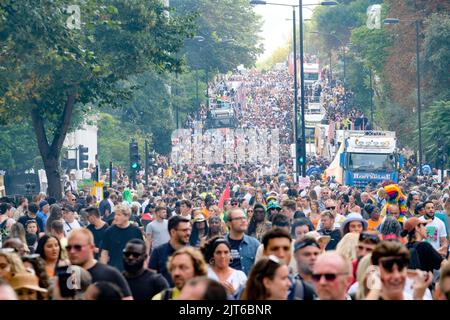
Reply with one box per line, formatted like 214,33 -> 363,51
17,203 -> 45,233
85,207 -> 108,259
100,204 -> 143,272
123,239 -> 169,300
67,228 -> 132,299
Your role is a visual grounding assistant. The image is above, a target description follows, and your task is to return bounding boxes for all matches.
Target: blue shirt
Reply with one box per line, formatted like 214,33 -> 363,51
225,234 -> 260,276
37,211 -> 48,228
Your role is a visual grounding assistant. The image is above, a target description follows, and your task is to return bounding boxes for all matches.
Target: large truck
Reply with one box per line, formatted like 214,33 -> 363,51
337,130 -> 400,187
303,62 -> 320,87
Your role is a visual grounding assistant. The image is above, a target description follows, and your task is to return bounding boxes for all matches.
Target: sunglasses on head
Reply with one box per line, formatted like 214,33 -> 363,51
379,256 -> 408,272
359,232 -> 380,244
123,251 -> 141,258
312,272 -> 348,282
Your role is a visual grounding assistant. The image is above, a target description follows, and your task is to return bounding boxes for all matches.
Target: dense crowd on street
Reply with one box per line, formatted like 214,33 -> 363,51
1,65 -> 449,301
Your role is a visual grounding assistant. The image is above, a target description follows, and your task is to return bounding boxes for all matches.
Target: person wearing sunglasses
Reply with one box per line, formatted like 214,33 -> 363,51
312,251 -> 353,300
122,239 -> 168,300
67,228 -> 133,300
367,241 -> 433,300
225,208 -> 260,276
401,217 -> 443,272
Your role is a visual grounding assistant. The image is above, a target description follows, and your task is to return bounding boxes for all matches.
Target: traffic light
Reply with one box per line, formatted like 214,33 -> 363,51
130,142 -> 140,172
78,145 -> 89,169
296,139 -> 305,165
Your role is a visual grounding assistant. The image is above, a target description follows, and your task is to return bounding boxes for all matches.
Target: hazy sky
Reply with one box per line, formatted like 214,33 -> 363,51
251,0 -> 317,61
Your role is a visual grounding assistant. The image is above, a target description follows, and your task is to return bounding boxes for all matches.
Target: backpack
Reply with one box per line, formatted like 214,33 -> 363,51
406,242 -> 422,270
292,279 -> 316,301
161,288 -> 174,300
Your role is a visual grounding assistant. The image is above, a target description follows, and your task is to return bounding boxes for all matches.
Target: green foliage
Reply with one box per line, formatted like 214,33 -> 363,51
0,0 -> 195,197
422,100 -> 450,165
423,13 -> 450,101
376,100 -> 416,150
0,122 -> 42,171
171,0 -> 263,74
97,113 -> 150,171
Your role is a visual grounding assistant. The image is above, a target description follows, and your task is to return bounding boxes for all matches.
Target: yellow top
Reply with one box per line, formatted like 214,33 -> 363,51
152,288 -> 181,300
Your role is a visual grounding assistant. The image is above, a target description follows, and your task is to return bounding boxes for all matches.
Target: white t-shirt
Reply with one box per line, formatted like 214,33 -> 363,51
348,278 -> 432,300
419,216 -> 447,250
207,267 -> 247,294
63,219 -> 82,236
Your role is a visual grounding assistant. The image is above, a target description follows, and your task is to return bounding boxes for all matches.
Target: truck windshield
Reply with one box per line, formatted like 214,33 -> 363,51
304,73 -> 319,81
348,153 -> 395,171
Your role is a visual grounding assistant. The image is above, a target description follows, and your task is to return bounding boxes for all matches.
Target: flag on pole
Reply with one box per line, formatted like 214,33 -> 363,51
218,183 -> 230,209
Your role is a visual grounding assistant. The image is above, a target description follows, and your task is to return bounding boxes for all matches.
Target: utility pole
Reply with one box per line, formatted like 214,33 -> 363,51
293,7 -> 299,182
298,0 -> 306,177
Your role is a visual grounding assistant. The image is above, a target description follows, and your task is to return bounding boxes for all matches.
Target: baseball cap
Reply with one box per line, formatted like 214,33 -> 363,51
39,200 -> 49,210
403,217 -> 430,233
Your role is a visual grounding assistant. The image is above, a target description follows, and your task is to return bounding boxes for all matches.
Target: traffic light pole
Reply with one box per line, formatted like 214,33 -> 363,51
298,0 -> 307,177
145,140 -> 149,187
292,7 -> 299,182
109,162 -> 113,188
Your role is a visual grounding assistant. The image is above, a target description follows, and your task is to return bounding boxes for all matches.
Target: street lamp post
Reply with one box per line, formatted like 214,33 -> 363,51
251,0 -> 337,179
384,18 -> 423,175
292,7 -> 300,180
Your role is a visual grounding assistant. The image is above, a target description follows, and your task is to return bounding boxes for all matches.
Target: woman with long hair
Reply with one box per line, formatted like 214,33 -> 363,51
241,255 -> 291,300
308,201 -> 321,230
0,251 -> 26,282
189,214 -> 209,248
202,237 -> 247,296
247,204 -> 271,242
21,254 -> 51,292
35,235 -> 68,279
45,204 -> 63,234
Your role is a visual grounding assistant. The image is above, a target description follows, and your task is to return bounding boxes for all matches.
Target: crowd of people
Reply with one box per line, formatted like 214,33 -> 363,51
1,63 -> 449,301
0,161 -> 449,300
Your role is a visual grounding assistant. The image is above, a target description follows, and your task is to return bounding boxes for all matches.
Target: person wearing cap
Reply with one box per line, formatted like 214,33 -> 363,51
37,200 -> 50,227
341,213 -> 368,236
189,214 -> 209,248
10,272 -> 47,300
62,204 -> 82,236
414,202 -> 425,217
247,203 -> 271,242
266,201 -> 282,221
401,217 -> 444,272
294,237 -> 321,286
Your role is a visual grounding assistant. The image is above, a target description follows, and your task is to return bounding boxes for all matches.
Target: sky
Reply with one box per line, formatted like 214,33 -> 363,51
251,0 -> 317,61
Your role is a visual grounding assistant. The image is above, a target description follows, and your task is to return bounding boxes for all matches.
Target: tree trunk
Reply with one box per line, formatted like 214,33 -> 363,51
43,156 -> 63,200
30,93 -> 76,200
